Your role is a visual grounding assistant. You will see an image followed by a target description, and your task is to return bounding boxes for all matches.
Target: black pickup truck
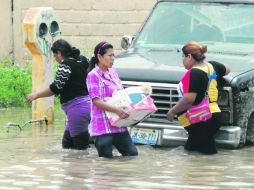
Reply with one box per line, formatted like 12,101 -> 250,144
114,0 -> 254,148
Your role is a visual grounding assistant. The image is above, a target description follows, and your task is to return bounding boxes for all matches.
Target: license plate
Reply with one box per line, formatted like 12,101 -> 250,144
129,128 -> 160,145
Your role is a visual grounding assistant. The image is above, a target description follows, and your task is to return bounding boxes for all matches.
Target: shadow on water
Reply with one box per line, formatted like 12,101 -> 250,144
0,108 -> 254,189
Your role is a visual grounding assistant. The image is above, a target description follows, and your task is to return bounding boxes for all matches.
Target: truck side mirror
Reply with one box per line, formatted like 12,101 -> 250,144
121,35 -> 133,50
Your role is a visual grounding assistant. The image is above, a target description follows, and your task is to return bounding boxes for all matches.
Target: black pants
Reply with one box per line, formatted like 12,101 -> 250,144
62,130 -> 90,150
184,112 -> 221,154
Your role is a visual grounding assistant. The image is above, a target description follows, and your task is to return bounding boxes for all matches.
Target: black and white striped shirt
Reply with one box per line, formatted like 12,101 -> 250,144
50,56 -> 89,103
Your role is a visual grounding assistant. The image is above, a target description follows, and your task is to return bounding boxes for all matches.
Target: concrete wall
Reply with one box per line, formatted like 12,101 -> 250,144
0,0 -> 13,58
10,0 -> 156,65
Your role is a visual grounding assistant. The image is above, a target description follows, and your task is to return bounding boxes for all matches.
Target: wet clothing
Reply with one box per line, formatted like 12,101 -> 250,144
93,131 -> 138,158
86,65 -> 127,136
50,55 -> 91,150
177,61 -> 226,154
86,65 -> 137,157
61,96 -> 90,137
184,112 -> 221,154
62,130 -> 90,150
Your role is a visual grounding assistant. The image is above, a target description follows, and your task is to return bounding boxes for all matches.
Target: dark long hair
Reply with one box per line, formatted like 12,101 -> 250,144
51,39 -> 80,59
87,41 -> 113,72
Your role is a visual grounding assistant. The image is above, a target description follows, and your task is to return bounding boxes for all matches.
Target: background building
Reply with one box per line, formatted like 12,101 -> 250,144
0,0 -> 156,65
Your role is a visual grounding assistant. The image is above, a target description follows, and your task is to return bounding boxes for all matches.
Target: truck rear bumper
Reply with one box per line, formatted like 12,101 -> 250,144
135,122 -> 241,149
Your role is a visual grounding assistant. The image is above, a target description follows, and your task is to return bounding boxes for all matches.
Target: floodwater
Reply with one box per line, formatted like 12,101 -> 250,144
0,108 -> 254,190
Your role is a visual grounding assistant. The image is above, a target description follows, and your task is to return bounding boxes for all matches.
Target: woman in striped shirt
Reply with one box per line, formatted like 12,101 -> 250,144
26,39 -> 91,150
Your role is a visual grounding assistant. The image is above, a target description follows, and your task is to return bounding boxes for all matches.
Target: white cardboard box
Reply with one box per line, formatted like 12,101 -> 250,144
105,87 -> 157,127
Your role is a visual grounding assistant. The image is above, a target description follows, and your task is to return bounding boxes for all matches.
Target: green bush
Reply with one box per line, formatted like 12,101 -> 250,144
0,57 -> 32,107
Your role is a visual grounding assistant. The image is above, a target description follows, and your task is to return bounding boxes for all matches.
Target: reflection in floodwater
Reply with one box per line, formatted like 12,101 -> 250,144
0,108 -> 254,189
